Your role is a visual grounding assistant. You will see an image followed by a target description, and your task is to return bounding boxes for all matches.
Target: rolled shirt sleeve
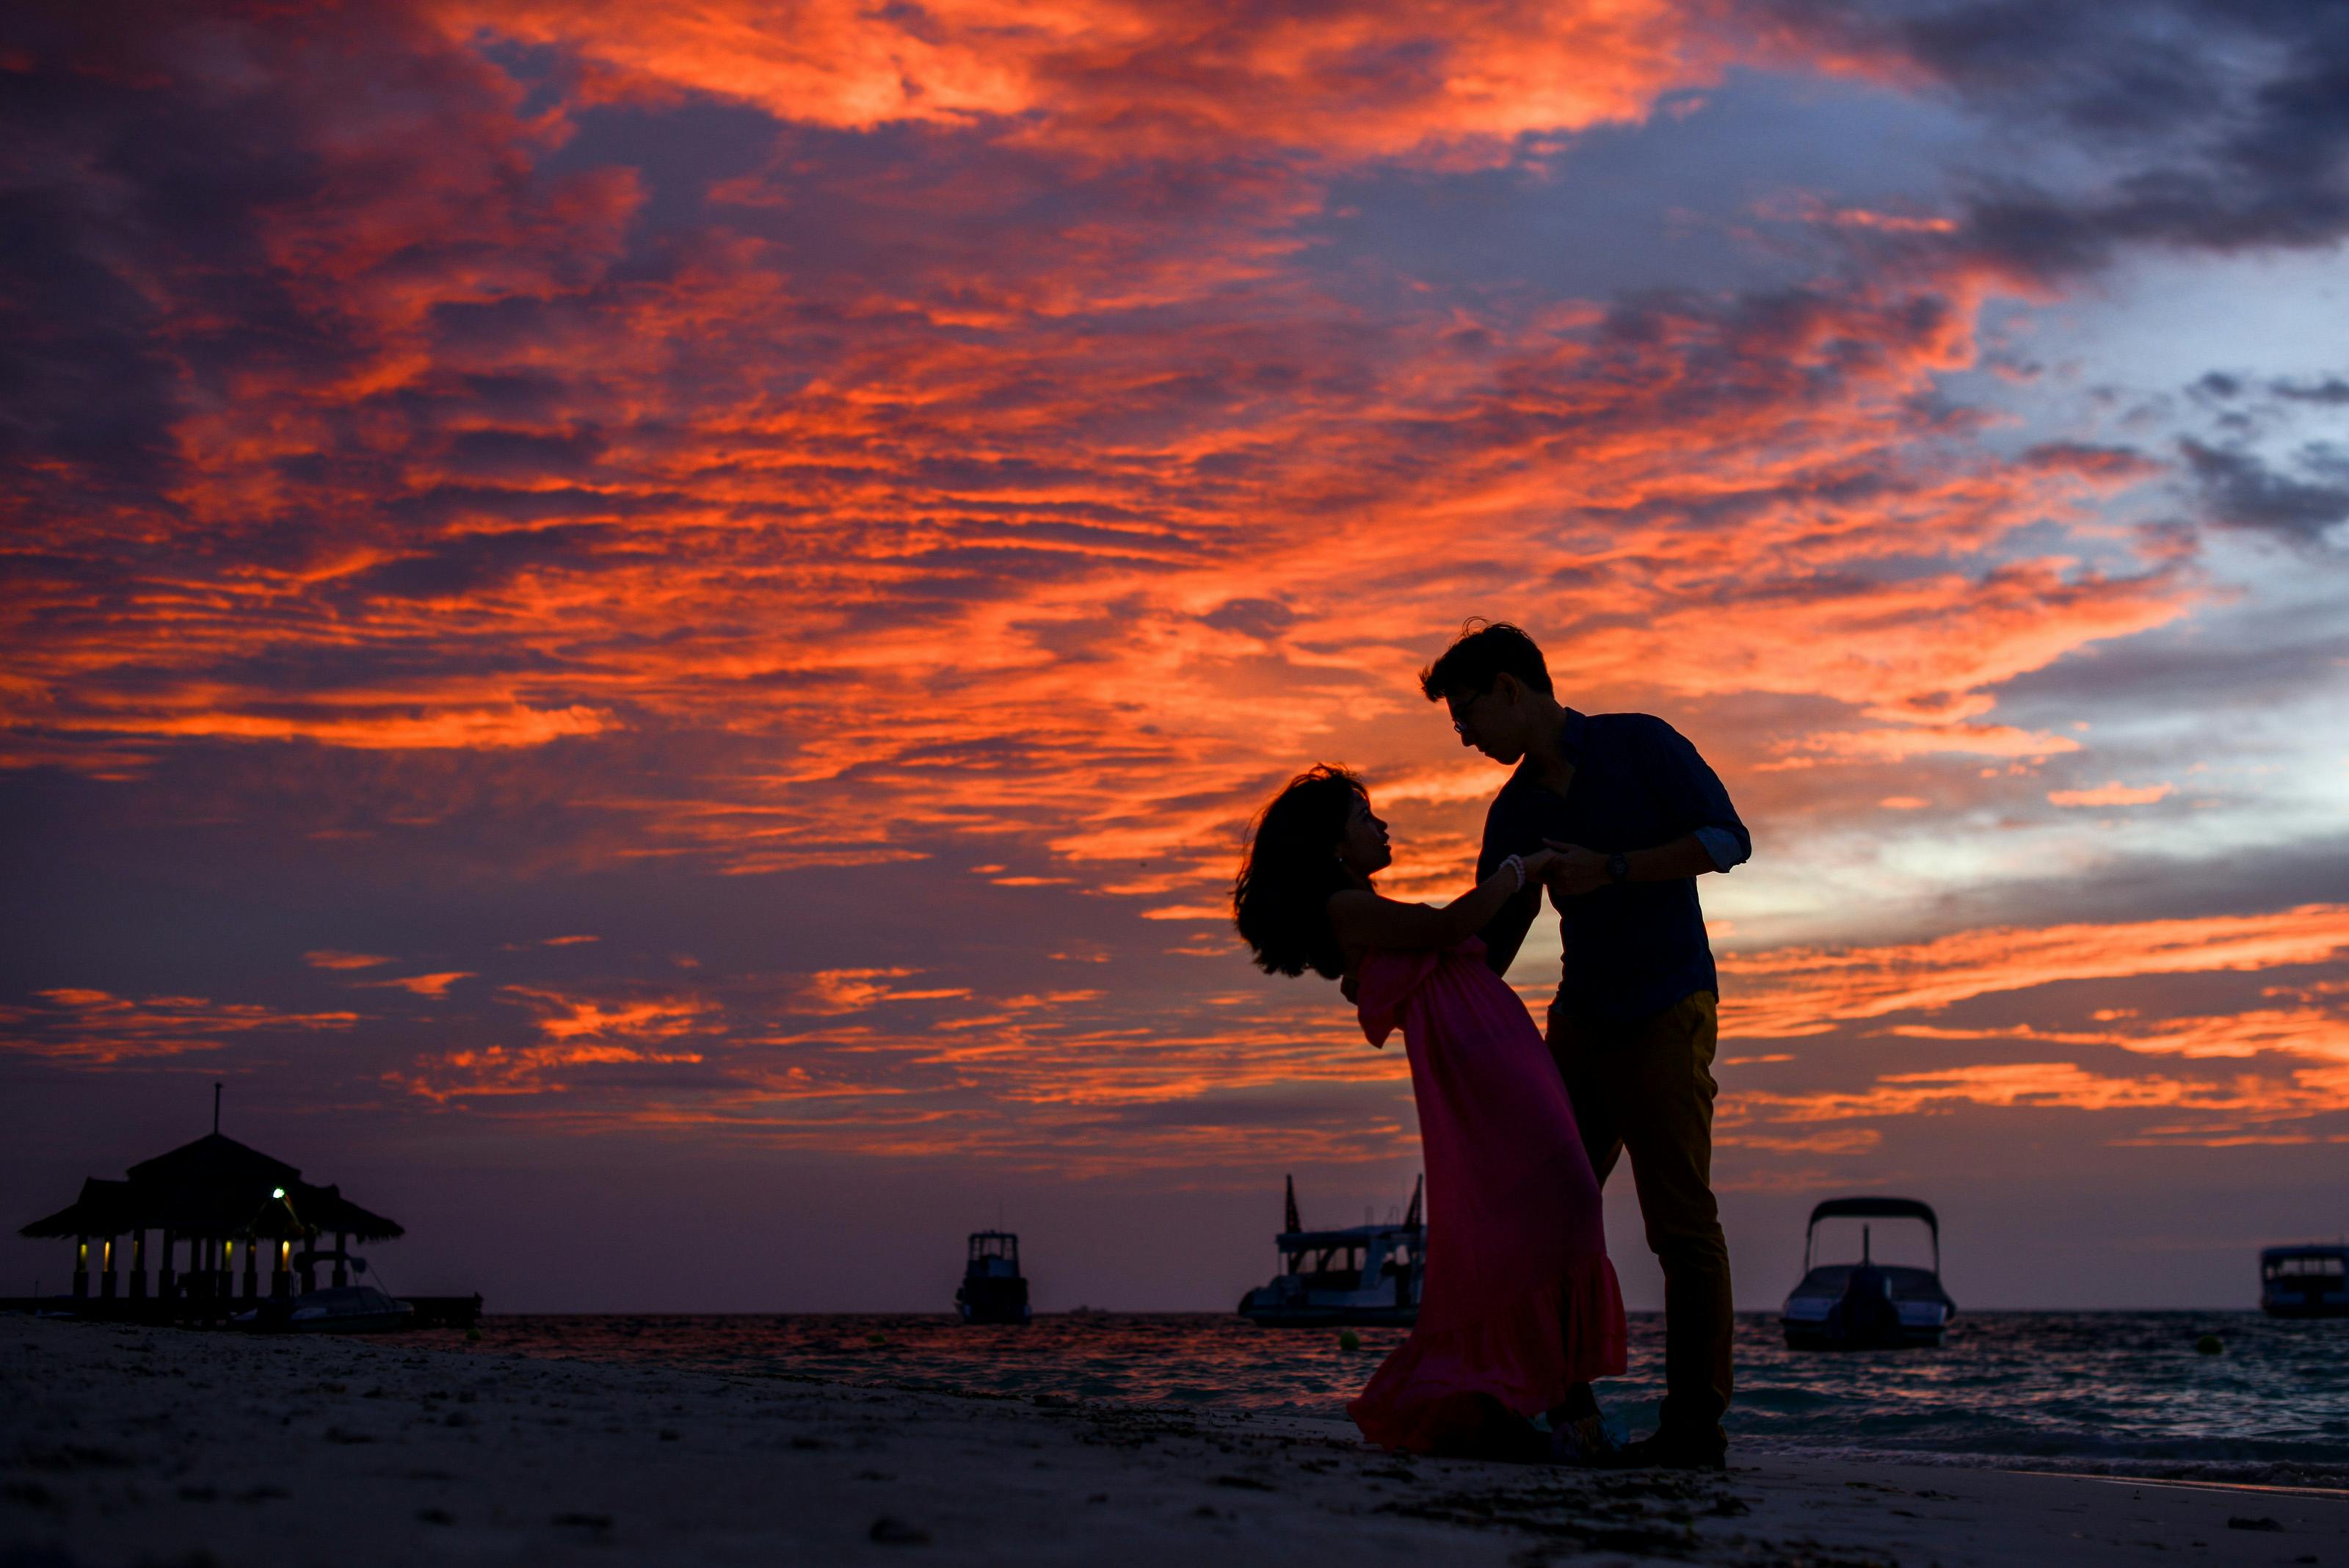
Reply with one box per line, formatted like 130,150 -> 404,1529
1640,716 -> 1751,868
1693,824 -> 1749,872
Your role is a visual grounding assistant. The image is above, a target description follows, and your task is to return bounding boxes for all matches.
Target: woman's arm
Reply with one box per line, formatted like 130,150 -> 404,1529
1327,850 -> 1554,952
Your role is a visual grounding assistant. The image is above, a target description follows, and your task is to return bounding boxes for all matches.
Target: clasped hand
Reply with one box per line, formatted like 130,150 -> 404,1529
1536,839 -> 1611,897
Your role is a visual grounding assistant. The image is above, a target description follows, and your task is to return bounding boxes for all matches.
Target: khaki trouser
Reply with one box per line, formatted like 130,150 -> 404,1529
1547,990 -> 1733,1445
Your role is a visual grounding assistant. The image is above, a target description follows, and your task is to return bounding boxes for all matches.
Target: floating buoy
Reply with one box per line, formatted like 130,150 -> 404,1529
2195,1334 -> 2223,1355
866,1332 -> 890,1347
1338,1329 -> 1362,1352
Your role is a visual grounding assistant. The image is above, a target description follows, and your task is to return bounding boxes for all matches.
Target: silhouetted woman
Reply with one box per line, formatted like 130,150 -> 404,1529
1234,765 -> 1624,1461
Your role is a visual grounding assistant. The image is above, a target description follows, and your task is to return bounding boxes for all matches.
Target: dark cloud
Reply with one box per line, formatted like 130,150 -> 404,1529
1199,598 -> 1296,640
346,523 -> 619,603
386,485 -> 689,529
2178,438 -> 2349,542
0,0 -> 612,548
2275,377 -> 2349,406
1997,619 -> 2349,714
442,427 -> 611,481
1755,0 -> 2349,280
0,184 -> 184,504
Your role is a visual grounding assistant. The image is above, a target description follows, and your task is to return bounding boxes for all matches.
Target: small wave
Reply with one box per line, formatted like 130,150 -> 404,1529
410,1309 -> 2349,1476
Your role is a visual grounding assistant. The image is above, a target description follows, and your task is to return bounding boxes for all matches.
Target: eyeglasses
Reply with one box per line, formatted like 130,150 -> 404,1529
1448,690 -> 1489,738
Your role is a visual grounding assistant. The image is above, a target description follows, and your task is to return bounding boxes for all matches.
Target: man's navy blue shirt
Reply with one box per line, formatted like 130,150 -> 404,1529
1475,709 -> 1750,1026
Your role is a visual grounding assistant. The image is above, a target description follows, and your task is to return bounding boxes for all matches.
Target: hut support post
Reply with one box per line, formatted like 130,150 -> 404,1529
158,1230 -> 175,1303
129,1230 -> 147,1299
100,1235 -> 117,1299
73,1236 -> 88,1298
332,1231 -> 348,1287
242,1236 -> 258,1299
272,1239 -> 291,1297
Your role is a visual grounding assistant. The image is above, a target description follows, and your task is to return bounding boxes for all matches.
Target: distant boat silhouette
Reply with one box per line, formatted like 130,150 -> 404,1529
2261,1244 -> 2348,1318
956,1230 -> 1031,1324
1781,1197 -> 1955,1349
1237,1174 -> 1423,1327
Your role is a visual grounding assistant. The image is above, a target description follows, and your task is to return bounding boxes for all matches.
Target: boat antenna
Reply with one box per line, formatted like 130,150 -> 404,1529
1862,1224 -> 1871,1265
1403,1174 -> 1423,1231
213,1081 -> 222,1135
1284,1174 -> 1300,1234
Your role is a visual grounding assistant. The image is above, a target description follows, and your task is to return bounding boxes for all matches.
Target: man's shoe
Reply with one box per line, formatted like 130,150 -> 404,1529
1547,1413 -> 1619,1467
1600,1431 -> 1727,1471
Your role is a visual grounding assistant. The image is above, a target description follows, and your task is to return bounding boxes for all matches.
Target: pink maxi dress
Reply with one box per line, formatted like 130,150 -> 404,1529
1347,938 -> 1627,1452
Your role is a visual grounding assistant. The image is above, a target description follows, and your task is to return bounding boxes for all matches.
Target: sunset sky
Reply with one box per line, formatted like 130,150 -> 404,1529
4,0 -> 2345,1313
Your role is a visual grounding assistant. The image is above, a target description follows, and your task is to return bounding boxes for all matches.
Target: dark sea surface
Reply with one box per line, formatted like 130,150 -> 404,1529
398,1311 -> 2349,1487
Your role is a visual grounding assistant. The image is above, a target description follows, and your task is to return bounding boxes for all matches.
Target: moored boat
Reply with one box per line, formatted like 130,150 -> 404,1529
956,1230 -> 1031,1324
1238,1175 -> 1423,1327
1782,1197 -> 1955,1350
233,1284 -> 415,1333
2261,1244 -> 2348,1318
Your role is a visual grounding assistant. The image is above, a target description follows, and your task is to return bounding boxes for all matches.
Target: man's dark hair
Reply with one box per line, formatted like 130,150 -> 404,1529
1418,620 -> 1553,703
1232,764 -> 1365,980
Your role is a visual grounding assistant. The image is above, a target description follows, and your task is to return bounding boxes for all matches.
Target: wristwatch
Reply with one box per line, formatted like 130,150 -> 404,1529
1606,852 -> 1630,885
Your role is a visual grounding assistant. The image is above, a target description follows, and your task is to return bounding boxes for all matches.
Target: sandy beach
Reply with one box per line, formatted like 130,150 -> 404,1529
4,1317 -> 2343,1567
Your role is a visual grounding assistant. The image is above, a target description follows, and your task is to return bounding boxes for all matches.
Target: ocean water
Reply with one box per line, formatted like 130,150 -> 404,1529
399,1311 -> 2349,1487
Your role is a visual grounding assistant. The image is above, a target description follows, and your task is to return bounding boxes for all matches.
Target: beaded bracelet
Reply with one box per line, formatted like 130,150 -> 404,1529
1501,852 -> 1526,891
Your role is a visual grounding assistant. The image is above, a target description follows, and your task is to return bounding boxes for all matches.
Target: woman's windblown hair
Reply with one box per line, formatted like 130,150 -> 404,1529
1232,764 -> 1366,979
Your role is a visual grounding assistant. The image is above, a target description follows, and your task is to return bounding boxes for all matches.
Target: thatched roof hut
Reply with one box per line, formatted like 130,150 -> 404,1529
21,1128 -> 402,1307
21,1132 -> 402,1243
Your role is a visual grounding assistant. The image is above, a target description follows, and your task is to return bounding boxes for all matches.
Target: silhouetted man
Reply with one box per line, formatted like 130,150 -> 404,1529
1421,620 -> 1749,1470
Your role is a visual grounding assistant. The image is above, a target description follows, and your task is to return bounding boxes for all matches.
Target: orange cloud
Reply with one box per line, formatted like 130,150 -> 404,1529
1724,905 -> 2349,1038
799,969 -> 974,1015
357,971 -> 474,998
434,0 -> 1717,159
55,702 -> 613,752
390,1040 -> 711,1103
1734,1060 -> 2349,1147
1,990 -> 360,1066
0,1 -> 2201,923
1889,1006 -> 2349,1064
500,986 -> 725,1042
2047,780 -> 2174,807
7,0 -> 2337,1203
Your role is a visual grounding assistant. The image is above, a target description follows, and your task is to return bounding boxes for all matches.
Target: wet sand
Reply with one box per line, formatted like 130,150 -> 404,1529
5,1315 -> 2344,1567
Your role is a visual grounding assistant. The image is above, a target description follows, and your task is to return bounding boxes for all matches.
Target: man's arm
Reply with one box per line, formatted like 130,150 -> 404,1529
1648,717 -> 1749,864
1543,832 -> 1721,896
1475,794 -> 1544,973
1544,719 -> 1750,897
